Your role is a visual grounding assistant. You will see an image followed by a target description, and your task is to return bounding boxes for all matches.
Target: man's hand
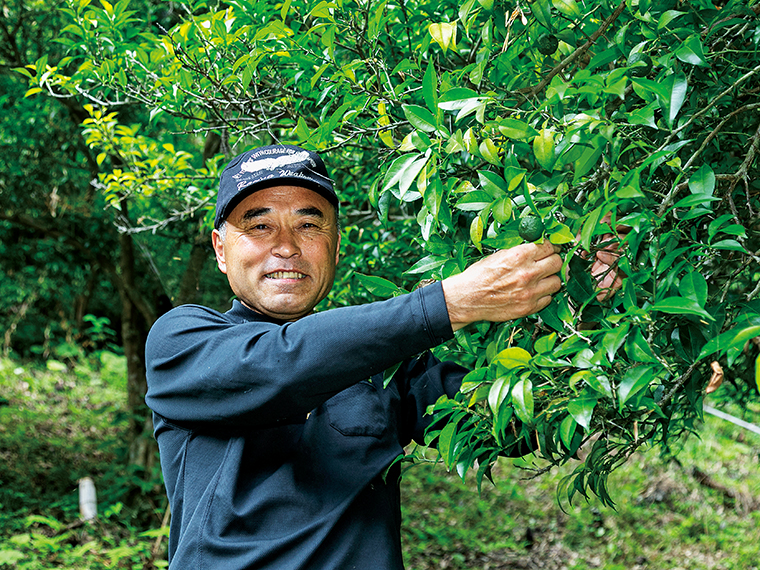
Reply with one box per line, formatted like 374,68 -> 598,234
441,240 -> 563,331
589,214 -> 630,302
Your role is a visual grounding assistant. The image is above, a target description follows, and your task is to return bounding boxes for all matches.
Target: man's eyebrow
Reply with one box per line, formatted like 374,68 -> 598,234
295,207 -> 325,218
239,206 -> 326,222
240,207 -> 271,222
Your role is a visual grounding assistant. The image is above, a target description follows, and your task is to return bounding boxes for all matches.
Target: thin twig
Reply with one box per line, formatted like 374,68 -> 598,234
520,0 -> 627,101
658,361 -> 700,409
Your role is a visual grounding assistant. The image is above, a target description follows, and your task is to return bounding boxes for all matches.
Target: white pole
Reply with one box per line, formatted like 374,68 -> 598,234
703,405 -> 760,437
78,477 -> 98,521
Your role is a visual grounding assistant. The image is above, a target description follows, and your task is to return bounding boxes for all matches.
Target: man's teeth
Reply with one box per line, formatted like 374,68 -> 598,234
267,271 -> 305,279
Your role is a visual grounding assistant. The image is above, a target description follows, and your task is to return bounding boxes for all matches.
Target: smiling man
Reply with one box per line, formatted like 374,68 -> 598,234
145,144 -> 565,570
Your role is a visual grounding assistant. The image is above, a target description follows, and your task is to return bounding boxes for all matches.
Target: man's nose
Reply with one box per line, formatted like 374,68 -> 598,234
271,228 -> 301,258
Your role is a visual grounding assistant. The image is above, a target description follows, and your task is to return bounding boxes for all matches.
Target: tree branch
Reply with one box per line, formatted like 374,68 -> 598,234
520,0 -> 627,101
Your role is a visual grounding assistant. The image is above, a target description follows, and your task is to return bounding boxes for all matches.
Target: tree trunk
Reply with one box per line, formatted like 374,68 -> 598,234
117,200 -> 156,474
176,232 -> 210,306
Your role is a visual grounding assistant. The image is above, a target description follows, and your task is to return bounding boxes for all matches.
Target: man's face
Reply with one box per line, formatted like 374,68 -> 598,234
212,185 -> 340,321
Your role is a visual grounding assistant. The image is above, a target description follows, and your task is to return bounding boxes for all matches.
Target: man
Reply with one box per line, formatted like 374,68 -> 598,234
145,144 -> 564,569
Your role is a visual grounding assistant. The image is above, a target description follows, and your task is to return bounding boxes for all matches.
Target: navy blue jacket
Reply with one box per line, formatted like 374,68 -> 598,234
145,283 -> 466,569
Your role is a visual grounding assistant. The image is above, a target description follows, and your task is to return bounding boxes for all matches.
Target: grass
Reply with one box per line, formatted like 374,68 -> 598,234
401,406 -> 760,570
0,356 -> 759,569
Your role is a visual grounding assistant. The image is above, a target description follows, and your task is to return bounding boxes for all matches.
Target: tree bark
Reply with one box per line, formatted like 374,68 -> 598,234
176,232 -> 210,306
117,199 -> 156,473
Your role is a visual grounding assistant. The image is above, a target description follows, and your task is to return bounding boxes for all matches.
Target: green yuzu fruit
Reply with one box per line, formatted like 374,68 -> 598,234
627,52 -> 652,77
536,33 -> 559,55
518,216 -> 545,242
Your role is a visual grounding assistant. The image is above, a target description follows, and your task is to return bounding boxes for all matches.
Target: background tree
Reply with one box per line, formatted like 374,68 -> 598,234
15,0 -> 760,503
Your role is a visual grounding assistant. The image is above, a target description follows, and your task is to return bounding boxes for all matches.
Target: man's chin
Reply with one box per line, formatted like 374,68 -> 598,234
240,297 -> 315,322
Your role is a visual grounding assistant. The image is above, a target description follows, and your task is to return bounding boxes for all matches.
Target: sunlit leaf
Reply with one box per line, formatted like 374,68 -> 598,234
403,104 -> 437,132
511,378 -> 534,425
494,347 -> 532,369
552,0 -> 581,18
618,365 -> 656,408
354,274 -> 404,298
488,376 -> 511,414
429,22 -> 457,52
533,129 -> 555,171
568,395 -> 597,429
675,34 -> 710,67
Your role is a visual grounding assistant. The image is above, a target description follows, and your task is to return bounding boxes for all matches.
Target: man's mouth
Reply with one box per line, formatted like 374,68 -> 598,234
266,271 -> 307,280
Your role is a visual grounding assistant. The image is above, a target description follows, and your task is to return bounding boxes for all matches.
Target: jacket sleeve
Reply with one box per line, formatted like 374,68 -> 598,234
145,283 -> 453,427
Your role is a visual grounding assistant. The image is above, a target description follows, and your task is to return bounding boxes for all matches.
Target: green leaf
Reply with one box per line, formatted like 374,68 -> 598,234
429,22 -> 457,52
675,34 -> 710,67
552,0 -> 581,18
664,71 -> 688,129
454,191 -> 493,211
488,377 -> 511,414
579,205 -> 604,252
658,10 -> 684,29
534,333 -> 557,354
511,378 -> 534,425
700,326 -> 760,359
498,118 -> 538,140
688,164 -> 715,195
492,197 -> 513,223
355,274 -> 404,298
548,223 -> 575,244
577,371 -> 614,399
479,138 -> 501,164
530,0 -> 553,30
423,60 -> 439,113
470,214 -> 485,248
478,170 -> 508,197
673,195 -> 719,210
439,87 -> 479,106
382,153 -> 428,199
494,347 -> 532,369
533,129 -> 555,171
756,353 -> 760,394
618,365 -> 655,408
651,297 -> 714,320
504,166 -> 528,192
403,104 -> 437,132
626,101 -> 658,128
405,255 -> 447,275
573,135 -> 606,182
438,421 -> 457,467
568,395 -> 597,429
708,239 -> 747,253
625,328 -> 658,362
679,272 -> 708,307
559,415 -> 577,449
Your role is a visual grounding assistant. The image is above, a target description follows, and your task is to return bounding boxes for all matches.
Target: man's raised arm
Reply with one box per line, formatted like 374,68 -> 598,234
441,240 -> 563,331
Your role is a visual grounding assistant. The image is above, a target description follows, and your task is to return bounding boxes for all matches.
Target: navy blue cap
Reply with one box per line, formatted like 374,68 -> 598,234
215,144 -> 338,228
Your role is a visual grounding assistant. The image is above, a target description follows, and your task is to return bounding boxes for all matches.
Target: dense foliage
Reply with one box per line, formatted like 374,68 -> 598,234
9,0 -> 760,504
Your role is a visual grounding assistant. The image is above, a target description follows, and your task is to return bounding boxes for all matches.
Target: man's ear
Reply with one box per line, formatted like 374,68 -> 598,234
335,231 -> 341,265
211,229 -> 228,274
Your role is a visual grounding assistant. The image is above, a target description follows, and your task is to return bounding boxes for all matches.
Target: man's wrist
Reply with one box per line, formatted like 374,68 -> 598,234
441,274 -> 473,332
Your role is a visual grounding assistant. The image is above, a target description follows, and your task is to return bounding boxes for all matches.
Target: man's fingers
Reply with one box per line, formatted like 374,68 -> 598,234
534,251 -> 564,279
532,239 -> 561,259
535,294 -> 554,313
